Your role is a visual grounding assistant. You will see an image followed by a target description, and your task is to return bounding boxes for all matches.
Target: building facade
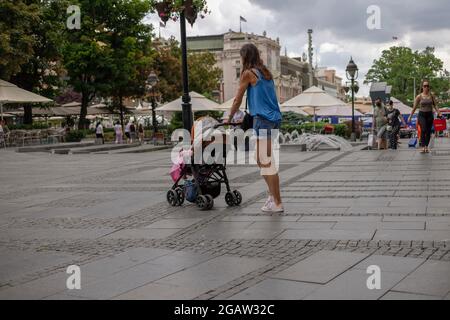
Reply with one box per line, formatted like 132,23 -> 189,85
314,67 -> 345,100
187,31 -> 345,104
188,31 -> 302,103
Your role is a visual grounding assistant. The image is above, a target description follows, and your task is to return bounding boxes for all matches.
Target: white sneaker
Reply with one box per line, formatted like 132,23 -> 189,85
270,204 -> 285,213
262,195 -> 273,209
261,201 -> 284,213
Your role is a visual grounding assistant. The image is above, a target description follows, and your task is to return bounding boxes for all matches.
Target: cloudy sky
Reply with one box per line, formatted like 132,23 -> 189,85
145,0 -> 450,96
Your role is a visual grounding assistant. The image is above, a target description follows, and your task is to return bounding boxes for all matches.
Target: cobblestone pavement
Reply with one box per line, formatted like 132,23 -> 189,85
0,138 -> 449,300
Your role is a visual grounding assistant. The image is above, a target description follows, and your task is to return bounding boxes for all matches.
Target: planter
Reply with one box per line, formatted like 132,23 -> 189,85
155,1 -> 172,24
184,0 -> 198,26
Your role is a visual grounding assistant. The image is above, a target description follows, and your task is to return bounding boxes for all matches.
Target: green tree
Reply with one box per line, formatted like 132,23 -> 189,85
62,0 -> 117,129
0,0 -> 39,79
188,51 -> 222,96
100,0 -> 154,128
0,0 -> 67,123
152,37 -> 222,103
365,46 -> 449,105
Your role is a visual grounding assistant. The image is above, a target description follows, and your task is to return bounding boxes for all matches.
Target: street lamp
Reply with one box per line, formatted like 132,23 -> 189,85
146,71 -> 159,143
156,1 -> 194,132
346,57 -> 359,141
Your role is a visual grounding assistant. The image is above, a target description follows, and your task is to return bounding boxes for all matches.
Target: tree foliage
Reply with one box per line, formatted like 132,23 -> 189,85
365,46 -> 449,105
0,0 -> 68,123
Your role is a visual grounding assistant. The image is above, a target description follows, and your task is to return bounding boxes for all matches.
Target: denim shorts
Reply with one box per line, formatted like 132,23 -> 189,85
253,116 -> 280,138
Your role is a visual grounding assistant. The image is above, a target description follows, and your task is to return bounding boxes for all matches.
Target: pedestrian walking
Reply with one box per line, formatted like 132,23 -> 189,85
386,100 -> 405,149
446,115 -> 450,138
124,121 -> 131,143
130,122 -> 136,143
408,80 -> 442,153
95,121 -> 104,144
373,97 -> 388,150
226,43 -> 283,213
114,121 -> 123,144
138,123 -> 145,144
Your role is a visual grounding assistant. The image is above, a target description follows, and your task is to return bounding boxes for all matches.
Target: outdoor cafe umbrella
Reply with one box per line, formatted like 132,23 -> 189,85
302,105 -> 363,117
217,93 -> 247,111
0,79 -> 53,120
156,91 -> 220,112
281,86 -> 349,131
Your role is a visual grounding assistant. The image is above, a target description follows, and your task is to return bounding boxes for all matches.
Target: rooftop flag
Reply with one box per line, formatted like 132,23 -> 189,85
240,16 -> 247,22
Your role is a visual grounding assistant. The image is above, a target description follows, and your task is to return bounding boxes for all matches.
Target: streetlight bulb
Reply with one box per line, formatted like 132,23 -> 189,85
346,57 -> 358,79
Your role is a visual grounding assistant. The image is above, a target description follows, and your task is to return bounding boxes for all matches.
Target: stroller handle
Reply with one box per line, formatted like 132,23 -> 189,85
213,122 -> 241,128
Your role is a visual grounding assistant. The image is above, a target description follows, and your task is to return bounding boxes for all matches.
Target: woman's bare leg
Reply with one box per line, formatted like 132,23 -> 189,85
257,138 -> 282,206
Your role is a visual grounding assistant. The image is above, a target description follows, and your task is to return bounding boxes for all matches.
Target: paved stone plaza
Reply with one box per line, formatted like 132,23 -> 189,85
0,138 -> 449,300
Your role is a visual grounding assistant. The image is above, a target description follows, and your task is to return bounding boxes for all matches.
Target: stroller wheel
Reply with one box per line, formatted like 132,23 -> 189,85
167,190 -> 179,207
175,187 -> 185,206
225,192 -> 236,207
196,195 -> 209,211
233,190 -> 242,205
205,194 -> 214,210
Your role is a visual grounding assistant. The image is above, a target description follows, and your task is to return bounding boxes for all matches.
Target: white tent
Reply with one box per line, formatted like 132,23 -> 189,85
156,91 -> 220,112
358,97 -> 412,116
219,93 -> 308,116
281,86 -> 349,130
0,79 -> 53,120
280,106 -> 309,116
217,93 -> 247,111
282,86 -> 348,108
61,101 -> 81,107
302,105 -> 363,117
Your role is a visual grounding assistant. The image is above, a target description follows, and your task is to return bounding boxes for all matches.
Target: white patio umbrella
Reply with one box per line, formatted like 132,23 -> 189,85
303,105 -> 363,117
61,101 -> 81,107
0,79 -> 53,120
217,93 -> 247,111
281,86 -> 348,131
156,91 -> 220,112
362,97 -> 412,116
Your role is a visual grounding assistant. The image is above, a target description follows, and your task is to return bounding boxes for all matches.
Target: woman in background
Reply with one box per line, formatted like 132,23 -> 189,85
408,80 -> 441,153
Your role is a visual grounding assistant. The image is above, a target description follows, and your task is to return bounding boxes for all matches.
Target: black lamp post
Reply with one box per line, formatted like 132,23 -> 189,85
346,57 -> 359,141
156,1 -> 194,132
146,71 -> 159,142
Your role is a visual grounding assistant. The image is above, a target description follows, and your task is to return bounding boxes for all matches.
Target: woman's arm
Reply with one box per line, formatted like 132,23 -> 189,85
227,70 -> 253,123
408,95 -> 420,122
432,95 -> 442,117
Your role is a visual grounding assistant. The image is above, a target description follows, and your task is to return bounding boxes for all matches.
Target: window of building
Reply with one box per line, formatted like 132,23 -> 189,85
236,68 -> 241,79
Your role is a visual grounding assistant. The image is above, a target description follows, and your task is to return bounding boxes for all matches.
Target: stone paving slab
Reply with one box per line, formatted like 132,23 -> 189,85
303,269 -> 407,300
115,256 -> 269,300
57,251 -> 215,300
228,278 -> 319,300
276,229 -> 376,240
102,228 -> 182,240
332,221 -> 425,231
392,260 -> 450,297
1,140 -> 450,299
380,291 -> 442,300
272,250 -> 369,284
374,230 -> 450,241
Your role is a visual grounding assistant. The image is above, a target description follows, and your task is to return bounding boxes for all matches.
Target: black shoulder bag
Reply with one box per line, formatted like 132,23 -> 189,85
241,95 -> 253,131
240,70 -> 259,131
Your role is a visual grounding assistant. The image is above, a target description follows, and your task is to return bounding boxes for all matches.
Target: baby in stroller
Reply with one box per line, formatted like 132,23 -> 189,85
167,116 -> 242,210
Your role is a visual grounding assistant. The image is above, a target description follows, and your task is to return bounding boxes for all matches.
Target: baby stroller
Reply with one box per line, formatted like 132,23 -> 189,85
167,117 -> 242,210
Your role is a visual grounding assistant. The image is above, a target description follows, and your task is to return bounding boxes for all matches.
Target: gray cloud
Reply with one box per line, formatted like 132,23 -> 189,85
250,0 -> 450,44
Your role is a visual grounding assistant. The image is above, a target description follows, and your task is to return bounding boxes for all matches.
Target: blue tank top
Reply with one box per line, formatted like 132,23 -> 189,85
247,69 -> 282,123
